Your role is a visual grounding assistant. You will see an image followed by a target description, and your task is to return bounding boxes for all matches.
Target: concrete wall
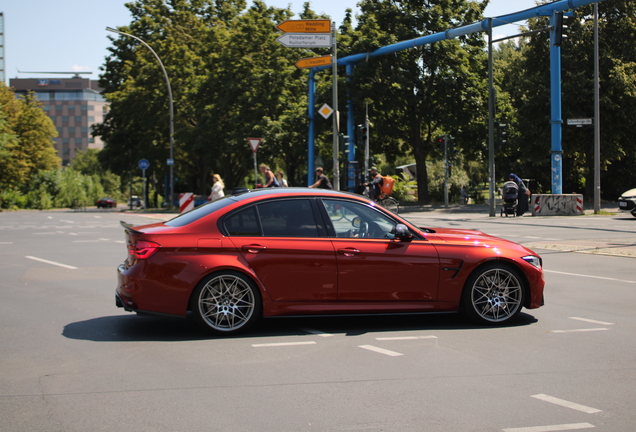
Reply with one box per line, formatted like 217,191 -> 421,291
532,194 -> 583,216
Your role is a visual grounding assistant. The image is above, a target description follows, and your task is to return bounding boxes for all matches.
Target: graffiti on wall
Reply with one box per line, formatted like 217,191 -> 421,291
532,194 -> 583,216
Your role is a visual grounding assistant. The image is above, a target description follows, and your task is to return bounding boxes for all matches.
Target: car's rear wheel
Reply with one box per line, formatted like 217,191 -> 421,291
462,263 -> 525,324
191,271 -> 261,335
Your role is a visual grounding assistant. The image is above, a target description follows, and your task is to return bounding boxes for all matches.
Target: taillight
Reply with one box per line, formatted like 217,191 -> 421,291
129,240 -> 161,260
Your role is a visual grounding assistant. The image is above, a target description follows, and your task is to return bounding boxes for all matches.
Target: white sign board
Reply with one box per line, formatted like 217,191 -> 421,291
276,33 -> 332,48
567,118 -> 593,126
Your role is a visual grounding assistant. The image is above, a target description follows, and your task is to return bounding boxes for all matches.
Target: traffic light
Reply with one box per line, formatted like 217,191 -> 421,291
495,122 -> 507,148
436,136 -> 444,152
357,124 -> 368,145
554,11 -> 567,46
448,137 -> 457,161
338,133 -> 349,153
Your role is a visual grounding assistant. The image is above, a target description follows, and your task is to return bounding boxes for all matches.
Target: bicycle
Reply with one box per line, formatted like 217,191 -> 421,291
362,186 -> 400,215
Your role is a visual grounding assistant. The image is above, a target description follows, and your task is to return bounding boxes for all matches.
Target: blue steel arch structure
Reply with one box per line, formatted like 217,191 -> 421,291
305,0 -> 608,194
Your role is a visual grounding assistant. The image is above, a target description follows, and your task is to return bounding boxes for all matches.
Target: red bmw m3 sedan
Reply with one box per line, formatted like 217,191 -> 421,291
116,188 -> 544,335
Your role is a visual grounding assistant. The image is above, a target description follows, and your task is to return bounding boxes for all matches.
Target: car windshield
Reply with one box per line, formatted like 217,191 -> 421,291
165,196 -> 236,227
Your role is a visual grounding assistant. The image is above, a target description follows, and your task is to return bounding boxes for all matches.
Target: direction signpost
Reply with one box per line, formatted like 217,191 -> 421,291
296,55 -> 332,69
276,19 -> 338,189
138,159 -> 150,210
276,20 -> 331,33
248,138 -> 262,187
277,33 -> 331,48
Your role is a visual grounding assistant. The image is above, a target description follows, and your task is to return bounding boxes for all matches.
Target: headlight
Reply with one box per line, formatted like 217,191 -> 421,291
522,255 -> 542,269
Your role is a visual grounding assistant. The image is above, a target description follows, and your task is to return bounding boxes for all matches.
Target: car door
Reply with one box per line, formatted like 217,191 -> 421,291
321,199 -> 440,301
224,198 -> 338,302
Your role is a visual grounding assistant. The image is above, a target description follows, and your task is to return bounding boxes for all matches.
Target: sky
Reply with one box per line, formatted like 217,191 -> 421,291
1,0 -> 539,83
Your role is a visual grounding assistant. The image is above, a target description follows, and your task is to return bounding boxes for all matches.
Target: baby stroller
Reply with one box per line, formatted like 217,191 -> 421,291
500,181 -> 519,217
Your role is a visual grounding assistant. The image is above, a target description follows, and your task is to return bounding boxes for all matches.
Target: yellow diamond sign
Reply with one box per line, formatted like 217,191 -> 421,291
318,104 -> 333,119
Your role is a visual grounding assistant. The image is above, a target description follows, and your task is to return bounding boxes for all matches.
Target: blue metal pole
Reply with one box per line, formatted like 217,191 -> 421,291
307,69 -> 316,187
549,11 -> 563,194
312,0 -> 606,69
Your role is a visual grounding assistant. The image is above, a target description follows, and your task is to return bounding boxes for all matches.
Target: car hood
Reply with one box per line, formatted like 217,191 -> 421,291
423,227 -> 539,256
620,188 -> 636,198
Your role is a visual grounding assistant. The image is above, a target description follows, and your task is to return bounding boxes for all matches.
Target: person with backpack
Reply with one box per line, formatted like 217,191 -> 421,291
365,167 -> 383,201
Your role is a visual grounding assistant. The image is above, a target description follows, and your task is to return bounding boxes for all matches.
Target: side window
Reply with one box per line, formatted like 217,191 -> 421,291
322,199 -> 396,239
224,206 -> 261,236
257,199 -> 319,238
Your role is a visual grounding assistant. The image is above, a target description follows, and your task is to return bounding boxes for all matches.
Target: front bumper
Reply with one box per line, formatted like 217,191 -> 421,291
618,197 -> 636,213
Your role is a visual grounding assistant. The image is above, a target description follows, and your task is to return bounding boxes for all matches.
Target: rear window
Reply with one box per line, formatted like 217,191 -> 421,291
165,197 -> 236,227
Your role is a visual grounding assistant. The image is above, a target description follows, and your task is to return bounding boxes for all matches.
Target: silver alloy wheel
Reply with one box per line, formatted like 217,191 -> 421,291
197,274 -> 256,332
469,267 -> 523,323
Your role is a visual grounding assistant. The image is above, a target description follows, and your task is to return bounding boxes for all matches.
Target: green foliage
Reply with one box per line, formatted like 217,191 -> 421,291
390,174 -> 417,202
497,0 -> 636,199
0,84 -> 60,189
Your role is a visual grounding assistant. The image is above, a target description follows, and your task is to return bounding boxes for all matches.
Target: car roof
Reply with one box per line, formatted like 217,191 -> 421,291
229,187 -> 364,202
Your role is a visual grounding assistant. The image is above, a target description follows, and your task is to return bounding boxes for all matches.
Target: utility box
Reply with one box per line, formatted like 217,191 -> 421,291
532,194 -> 583,216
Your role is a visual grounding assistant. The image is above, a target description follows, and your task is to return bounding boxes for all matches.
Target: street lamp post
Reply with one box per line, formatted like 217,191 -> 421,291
105,27 -> 174,209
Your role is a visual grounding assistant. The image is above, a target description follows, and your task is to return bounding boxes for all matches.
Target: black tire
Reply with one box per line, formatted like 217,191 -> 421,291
380,197 -> 399,215
462,263 -> 525,325
190,271 -> 262,335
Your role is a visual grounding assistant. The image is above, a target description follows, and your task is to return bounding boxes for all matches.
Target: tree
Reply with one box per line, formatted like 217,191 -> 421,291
343,0 -> 489,201
97,0 -> 322,195
0,84 -> 59,189
499,0 -> 636,198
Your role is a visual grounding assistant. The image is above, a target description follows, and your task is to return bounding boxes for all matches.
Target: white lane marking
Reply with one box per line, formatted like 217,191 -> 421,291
299,328 -> 334,337
503,423 -> 595,432
69,233 -> 78,236
47,216 -> 53,219
375,336 -> 438,341
25,256 -> 78,269
59,220 -> 75,224
73,240 -> 100,243
93,216 -> 102,218
358,345 -> 403,357
524,236 -> 542,239
33,232 -> 56,235
531,394 -> 602,414
544,269 -> 636,284
569,317 -> 614,326
551,328 -> 609,333
252,341 -> 316,347
0,242 -> 13,244
115,240 -> 126,244
99,238 -> 110,241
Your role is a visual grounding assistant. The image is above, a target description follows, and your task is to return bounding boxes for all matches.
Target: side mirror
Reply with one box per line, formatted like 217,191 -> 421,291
394,224 -> 413,240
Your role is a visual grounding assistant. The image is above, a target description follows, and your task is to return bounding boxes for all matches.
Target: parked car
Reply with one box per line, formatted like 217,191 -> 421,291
116,188 -> 545,335
127,196 -> 144,208
618,188 -> 636,218
95,197 -> 117,208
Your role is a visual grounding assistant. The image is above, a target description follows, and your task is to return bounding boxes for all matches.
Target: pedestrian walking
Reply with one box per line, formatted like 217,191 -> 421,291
207,174 -> 225,201
508,173 -> 530,216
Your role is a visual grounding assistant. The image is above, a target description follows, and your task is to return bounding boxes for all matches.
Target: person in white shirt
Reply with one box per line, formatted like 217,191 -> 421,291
276,171 -> 289,187
208,174 -> 225,201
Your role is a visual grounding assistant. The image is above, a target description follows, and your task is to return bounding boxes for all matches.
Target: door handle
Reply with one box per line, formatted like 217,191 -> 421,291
242,244 -> 267,253
338,248 -> 361,257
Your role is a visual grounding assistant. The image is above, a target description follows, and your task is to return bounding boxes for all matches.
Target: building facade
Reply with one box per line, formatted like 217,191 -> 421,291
10,77 -> 107,166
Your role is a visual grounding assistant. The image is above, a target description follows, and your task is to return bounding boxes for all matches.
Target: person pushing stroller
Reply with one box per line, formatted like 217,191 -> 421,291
501,173 -> 530,217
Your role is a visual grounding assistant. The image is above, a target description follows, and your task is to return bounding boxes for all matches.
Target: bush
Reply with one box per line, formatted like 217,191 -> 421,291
0,189 -> 28,209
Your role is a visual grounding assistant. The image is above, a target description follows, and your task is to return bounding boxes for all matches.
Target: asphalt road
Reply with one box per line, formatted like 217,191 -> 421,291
0,209 -> 634,432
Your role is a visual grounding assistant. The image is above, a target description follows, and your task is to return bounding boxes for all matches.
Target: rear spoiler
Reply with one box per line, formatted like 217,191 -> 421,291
120,221 -> 142,234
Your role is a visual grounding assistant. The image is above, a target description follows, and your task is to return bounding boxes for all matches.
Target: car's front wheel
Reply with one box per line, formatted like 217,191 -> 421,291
191,271 -> 261,335
462,263 -> 525,324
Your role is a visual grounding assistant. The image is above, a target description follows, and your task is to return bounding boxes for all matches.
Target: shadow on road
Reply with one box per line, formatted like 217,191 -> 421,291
63,311 -> 538,343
